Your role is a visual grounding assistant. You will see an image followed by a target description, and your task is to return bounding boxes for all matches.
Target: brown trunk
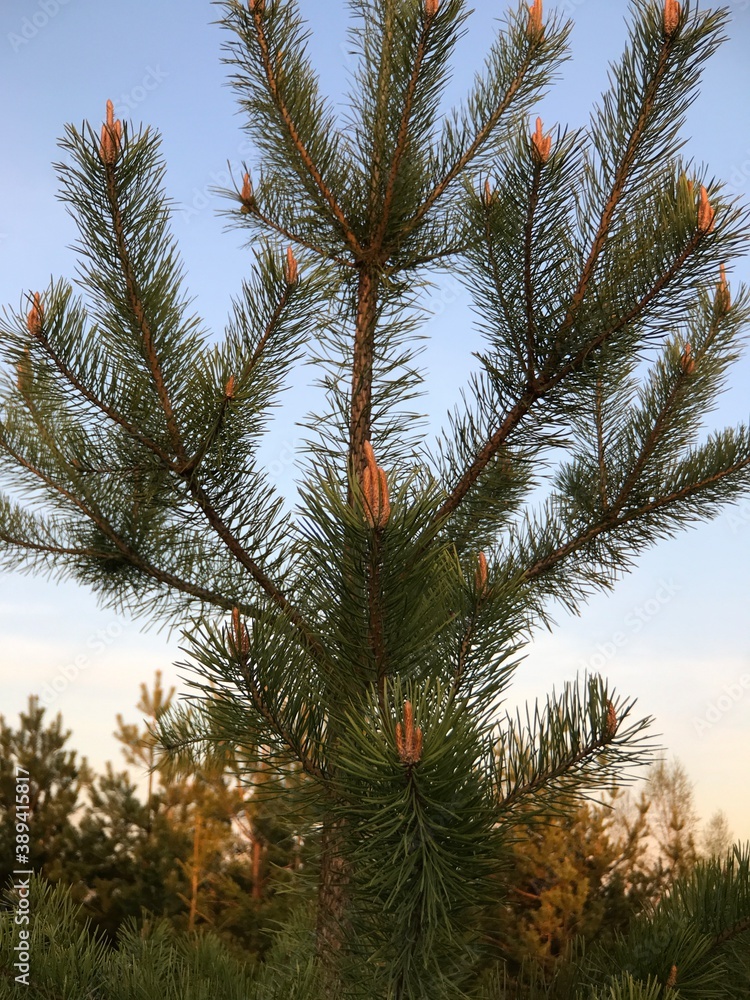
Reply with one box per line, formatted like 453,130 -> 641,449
315,812 -> 351,974
188,812 -> 203,932
251,833 -> 263,900
349,267 -> 379,483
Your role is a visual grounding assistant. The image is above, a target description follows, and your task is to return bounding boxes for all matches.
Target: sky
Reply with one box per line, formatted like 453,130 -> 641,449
1,0 -> 749,840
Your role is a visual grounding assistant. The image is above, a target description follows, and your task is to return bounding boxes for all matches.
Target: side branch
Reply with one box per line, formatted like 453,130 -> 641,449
555,38 -> 674,343
236,655 -> 325,780
0,534 -> 106,560
373,15 -> 432,250
401,48 -> 535,239
498,732 -> 613,812
249,5 -> 361,257
522,454 -> 750,585
434,231 -> 704,527
184,479 -> 331,670
0,436 -> 239,612
104,165 -> 186,463
246,201 -> 356,268
523,163 -> 543,384
31,330 -> 175,466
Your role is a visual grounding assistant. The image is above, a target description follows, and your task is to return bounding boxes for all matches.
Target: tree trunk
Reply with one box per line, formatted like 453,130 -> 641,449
188,812 -> 202,932
315,812 -> 351,975
251,832 -> 263,900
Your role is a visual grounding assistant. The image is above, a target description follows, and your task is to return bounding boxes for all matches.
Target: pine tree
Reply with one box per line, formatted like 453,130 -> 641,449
2,0 -> 750,995
0,698 -> 87,889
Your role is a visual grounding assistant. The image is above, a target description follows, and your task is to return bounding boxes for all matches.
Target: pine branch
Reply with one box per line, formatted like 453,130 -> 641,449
102,160 -> 187,464
371,10 -> 434,252
233,637 -> 325,780
523,160 -> 544,384
595,376 -> 609,509
29,319 -> 174,466
402,46 -> 536,241
247,2 -> 362,257
522,440 -> 750,591
0,433 -> 236,611
496,679 -> 653,815
560,33 -> 675,339
181,477 -> 331,669
240,196 -> 356,268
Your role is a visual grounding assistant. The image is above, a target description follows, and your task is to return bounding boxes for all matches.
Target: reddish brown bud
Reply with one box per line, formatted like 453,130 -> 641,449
229,607 -> 250,657
16,346 -> 31,395
26,292 -> 43,337
681,342 -> 696,376
604,701 -> 618,740
395,700 -> 423,766
483,179 -> 495,207
224,375 -> 236,399
99,99 -> 123,165
240,172 -> 254,214
361,441 -> 390,529
475,551 -> 488,595
425,0 -> 439,17
527,0 -> 543,36
716,264 -> 731,313
666,965 -> 678,989
531,116 -> 552,163
284,246 -> 299,284
664,0 -> 681,36
697,185 -> 715,234
248,0 -> 264,12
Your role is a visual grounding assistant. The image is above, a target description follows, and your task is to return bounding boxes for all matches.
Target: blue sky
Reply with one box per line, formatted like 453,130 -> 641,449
1,0 -> 749,839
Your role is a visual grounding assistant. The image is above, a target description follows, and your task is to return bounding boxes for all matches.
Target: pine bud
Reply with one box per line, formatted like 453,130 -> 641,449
603,700 -> 618,740
664,0 -> 681,37
697,185 -> 715,234
475,551 -> 488,595
363,439 -> 376,469
716,264 -> 731,313
16,346 -> 32,395
527,0 -> 543,36
681,342 -> 695,376
229,607 -> 250,657
362,440 -> 391,529
483,179 -> 495,207
284,246 -> 299,284
99,99 -> 123,165
224,375 -> 236,399
666,965 -> 678,989
395,700 -> 423,766
531,116 -> 552,163
248,0 -> 264,12
26,292 -> 43,337
425,0 -> 439,17
240,173 -> 255,214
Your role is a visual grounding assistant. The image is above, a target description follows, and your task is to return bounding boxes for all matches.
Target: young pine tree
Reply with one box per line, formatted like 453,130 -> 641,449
2,0 -> 750,996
